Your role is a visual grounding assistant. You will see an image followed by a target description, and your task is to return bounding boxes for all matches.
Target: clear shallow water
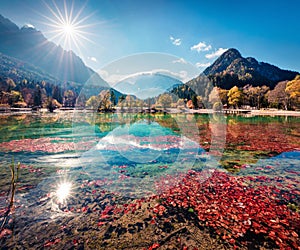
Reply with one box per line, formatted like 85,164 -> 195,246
0,112 -> 299,248
0,113 -> 208,205
0,112 -> 299,202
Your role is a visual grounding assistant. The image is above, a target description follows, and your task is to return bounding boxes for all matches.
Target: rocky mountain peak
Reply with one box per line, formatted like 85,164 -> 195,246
203,48 -> 242,75
202,48 -> 299,89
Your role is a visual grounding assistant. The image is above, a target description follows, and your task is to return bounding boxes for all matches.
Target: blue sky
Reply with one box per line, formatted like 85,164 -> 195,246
0,0 -> 300,75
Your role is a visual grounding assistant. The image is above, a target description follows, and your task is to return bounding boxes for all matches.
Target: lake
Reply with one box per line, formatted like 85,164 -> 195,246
0,112 -> 299,249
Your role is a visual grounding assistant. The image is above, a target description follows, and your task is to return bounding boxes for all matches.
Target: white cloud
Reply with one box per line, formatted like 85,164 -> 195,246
205,48 -> 228,59
170,36 -> 182,46
190,42 -> 212,52
195,62 -> 211,68
172,58 -> 187,64
24,23 -> 35,29
88,56 -> 97,62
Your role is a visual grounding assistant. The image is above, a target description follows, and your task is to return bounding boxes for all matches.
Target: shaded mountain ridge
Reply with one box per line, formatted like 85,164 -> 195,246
203,48 -> 298,89
0,52 -> 58,83
0,14 -> 103,84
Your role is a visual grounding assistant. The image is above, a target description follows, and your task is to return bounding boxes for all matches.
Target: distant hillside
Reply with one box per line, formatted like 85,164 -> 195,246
0,51 -> 125,109
203,48 -> 299,89
0,14 -> 105,85
113,73 -> 183,99
0,52 -> 58,83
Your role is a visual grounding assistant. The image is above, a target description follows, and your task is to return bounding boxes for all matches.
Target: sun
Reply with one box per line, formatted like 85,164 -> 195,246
40,0 -> 94,53
62,23 -> 75,36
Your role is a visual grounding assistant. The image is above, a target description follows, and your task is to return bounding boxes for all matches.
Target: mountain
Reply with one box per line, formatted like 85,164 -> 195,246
0,52 -> 58,83
0,14 -> 106,85
203,48 -> 242,76
203,48 -> 299,89
113,73 -> 183,99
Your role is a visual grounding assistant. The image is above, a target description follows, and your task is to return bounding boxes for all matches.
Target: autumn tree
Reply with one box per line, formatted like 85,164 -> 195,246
268,81 -> 289,110
243,85 -> 256,107
209,88 -> 217,103
177,98 -> 185,109
117,95 -> 126,110
85,90 -> 113,112
20,88 -> 33,106
186,100 -> 194,109
124,95 -> 135,110
8,91 -> 24,106
157,93 -> 172,110
285,75 -> 300,110
98,90 -> 112,111
218,88 -> 229,106
135,99 -> 145,111
209,87 -> 223,108
243,85 -> 269,109
257,86 -> 270,109
196,96 -> 204,109
86,95 -> 99,109
227,86 -> 242,108
63,90 -> 76,107
46,97 -> 55,112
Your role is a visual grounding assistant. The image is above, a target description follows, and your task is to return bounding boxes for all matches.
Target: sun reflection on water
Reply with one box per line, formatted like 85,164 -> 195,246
56,181 -> 72,204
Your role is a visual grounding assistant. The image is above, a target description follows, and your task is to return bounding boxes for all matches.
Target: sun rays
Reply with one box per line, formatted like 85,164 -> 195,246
40,0 -> 95,54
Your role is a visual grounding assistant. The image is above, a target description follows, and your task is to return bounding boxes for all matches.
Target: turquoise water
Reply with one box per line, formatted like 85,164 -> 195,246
0,113 -> 208,202
0,113 -> 299,195
0,112 -> 299,249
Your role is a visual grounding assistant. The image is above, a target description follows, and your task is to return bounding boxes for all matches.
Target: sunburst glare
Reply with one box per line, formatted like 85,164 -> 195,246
40,0 -> 95,54
62,23 -> 74,36
56,181 -> 72,204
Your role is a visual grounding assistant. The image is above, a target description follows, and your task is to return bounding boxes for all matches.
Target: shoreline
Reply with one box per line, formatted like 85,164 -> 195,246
184,108 -> 300,117
1,107 -> 300,117
249,109 -> 300,116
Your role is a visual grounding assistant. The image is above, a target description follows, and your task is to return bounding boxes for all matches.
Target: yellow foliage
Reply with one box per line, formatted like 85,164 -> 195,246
286,77 -> 300,99
227,86 -> 242,107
